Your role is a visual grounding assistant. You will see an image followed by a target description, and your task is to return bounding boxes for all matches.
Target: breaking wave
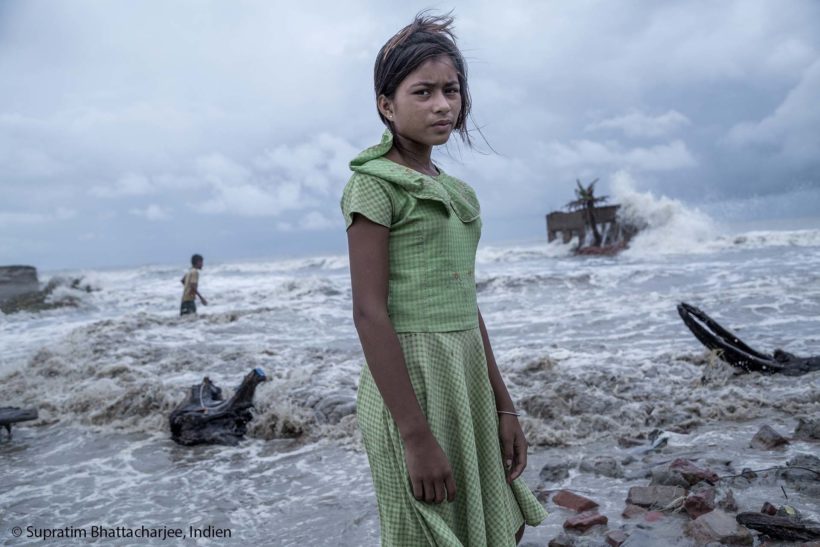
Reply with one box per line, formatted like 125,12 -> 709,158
476,273 -> 592,294
608,172 -> 820,258
612,172 -> 719,257
4,308 -> 815,452
505,351 -> 818,448
717,229 -> 820,249
476,239 -> 574,265
0,312 -> 361,443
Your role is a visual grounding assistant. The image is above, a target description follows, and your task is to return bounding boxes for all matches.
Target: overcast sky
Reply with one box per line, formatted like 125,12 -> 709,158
1,0 -> 819,269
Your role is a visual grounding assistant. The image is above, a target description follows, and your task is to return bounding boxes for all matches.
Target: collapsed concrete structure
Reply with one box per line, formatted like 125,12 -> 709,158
0,265 -> 93,314
0,266 -> 39,303
546,204 -> 637,251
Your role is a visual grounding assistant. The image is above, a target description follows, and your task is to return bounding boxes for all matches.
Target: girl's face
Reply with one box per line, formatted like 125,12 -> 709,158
379,54 -> 462,149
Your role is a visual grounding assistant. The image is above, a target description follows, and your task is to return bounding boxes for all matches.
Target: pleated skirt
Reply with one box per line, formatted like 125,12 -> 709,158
357,328 -> 548,546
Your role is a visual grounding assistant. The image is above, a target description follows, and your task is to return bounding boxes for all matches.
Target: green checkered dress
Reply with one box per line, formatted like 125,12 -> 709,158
341,132 -> 547,546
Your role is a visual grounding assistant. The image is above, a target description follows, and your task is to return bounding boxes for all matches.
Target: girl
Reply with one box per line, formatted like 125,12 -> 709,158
342,12 -> 547,546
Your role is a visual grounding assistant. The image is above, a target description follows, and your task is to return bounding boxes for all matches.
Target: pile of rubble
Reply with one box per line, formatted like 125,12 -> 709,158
534,421 -> 820,546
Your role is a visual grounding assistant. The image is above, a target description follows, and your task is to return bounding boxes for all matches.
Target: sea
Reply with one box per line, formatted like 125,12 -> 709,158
2,187 -> 819,546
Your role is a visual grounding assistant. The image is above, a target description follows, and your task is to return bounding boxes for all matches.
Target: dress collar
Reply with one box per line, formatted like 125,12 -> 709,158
349,130 -> 480,223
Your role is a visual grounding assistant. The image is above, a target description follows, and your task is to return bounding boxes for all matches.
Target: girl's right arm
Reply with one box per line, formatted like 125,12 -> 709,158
347,214 -> 457,504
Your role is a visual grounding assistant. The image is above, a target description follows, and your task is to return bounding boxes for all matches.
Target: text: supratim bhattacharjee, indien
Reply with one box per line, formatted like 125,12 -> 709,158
25,524 -> 232,540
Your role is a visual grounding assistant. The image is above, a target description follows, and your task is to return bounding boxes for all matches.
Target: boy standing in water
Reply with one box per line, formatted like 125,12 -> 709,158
180,254 -> 207,315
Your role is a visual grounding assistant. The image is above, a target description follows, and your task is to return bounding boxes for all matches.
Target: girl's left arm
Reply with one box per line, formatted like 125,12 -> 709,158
478,308 -> 528,483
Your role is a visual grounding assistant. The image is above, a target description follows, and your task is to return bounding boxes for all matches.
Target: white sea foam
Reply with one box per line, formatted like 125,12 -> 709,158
611,171 -> 719,257
718,228 -> 820,249
3,234 -> 818,440
609,171 -> 820,258
3,238 -> 820,545
476,239 -> 575,264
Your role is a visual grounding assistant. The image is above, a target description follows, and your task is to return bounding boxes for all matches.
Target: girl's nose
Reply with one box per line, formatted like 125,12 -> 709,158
432,90 -> 451,112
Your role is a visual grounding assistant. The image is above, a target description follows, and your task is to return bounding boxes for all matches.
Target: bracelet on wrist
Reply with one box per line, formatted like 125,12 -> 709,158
496,410 -> 520,417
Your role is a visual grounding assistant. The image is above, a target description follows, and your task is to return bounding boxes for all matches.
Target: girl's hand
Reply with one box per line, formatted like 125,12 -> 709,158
404,431 -> 457,504
499,413 -> 527,483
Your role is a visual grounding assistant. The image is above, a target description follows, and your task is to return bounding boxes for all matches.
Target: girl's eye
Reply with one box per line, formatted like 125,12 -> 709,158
446,88 -> 460,95
415,90 -> 431,96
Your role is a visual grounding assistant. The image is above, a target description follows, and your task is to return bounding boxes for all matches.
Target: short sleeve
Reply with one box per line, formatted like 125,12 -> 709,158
188,270 -> 199,284
340,174 -> 393,230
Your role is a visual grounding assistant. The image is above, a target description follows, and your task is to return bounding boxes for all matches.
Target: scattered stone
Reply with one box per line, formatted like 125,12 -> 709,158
669,458 -> 719,485
761,502 -> 778,515
795,417 -> 820,441
540,458 -> 573,483
651,458 -> 722,489
780,453 -> 820,482
684,486 -> 716,518
788,453 -> 820,468
750,424 -> 790,450
626,485 -> 686,509
718,489 -> 738,512
579,455 -> 624,478
644,511 -> 664,523
605,529 -> 628,546
687,508 -> 753,545
552,490 -> 599,512
650,467 -> 691,489
563,511 -> 608,532
547,533 -> 577,547
778,454 -> 820,497
622,504 -> 647,519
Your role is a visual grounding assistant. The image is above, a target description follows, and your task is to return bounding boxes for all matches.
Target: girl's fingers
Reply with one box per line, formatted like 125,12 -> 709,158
445,474 -> 457,502
510,434 -> 527,481
502,439 -> 514,483
434,479 -> 447,504
411,478 -> 424,501
423,479 -> 436,503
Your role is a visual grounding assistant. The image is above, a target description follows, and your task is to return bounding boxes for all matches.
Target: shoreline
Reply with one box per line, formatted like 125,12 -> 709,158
3,407 -> 817,546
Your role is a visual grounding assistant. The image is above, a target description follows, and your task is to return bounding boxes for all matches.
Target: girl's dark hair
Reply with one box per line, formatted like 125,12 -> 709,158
374,11 -> 472,145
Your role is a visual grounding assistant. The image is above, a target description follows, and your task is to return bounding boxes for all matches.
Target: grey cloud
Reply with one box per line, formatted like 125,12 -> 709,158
299,211 -> 337,231
585,110 -> 691,138
91,173 -> 156,198
129,204 -> 171,221
189,132 -> 358,217
726,59 -> 820,163
0,0 -> 818,268
541,139 -> 697,172
0,208 -> 76,226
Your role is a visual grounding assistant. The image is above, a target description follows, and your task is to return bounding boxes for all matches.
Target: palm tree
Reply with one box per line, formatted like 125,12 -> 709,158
565,178 -> 609,246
